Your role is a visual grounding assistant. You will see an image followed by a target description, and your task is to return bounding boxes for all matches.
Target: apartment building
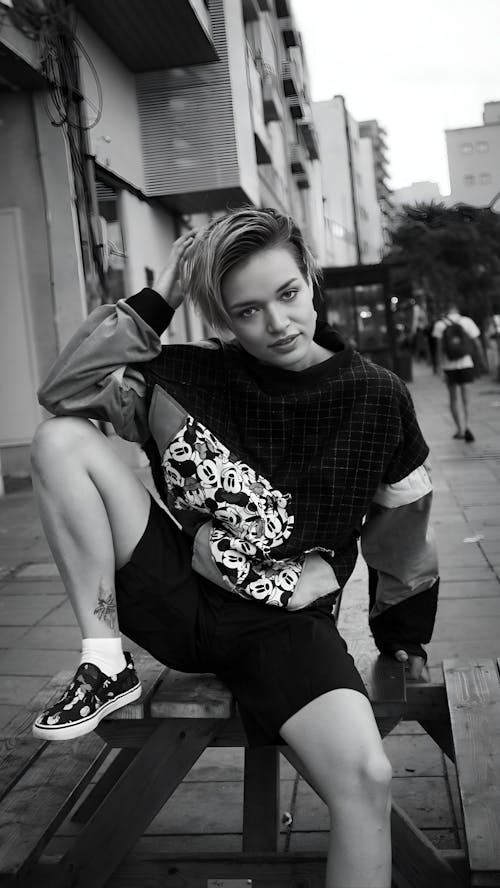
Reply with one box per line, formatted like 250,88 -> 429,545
312,95 -> 384,266
359,119 -> 393,247
392,181 -> 444,208
0,0 -> 322,485
446,101 -> 500,207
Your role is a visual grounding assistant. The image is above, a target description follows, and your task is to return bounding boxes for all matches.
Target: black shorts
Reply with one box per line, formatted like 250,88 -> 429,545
445,367 -> 475,385
115,496 -> 368,746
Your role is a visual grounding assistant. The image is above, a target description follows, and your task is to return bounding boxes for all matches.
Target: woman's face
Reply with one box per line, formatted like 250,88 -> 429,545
222,246 -> 323,370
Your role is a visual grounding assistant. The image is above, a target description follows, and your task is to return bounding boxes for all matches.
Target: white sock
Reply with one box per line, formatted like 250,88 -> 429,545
80,638 -> 127,677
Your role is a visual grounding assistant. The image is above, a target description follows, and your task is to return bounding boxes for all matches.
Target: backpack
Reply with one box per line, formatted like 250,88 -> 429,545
442,318 -> 470,360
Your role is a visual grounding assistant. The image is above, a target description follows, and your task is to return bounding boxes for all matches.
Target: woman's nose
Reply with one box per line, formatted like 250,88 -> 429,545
266,306 -> 289,333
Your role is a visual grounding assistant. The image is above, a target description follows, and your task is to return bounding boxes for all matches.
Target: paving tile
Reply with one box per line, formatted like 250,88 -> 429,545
0,626 -> 30,646
432,614 -> 500,642
387,721 -> 426,736
0,593 -> 65,625
436,597 -> 500,618
391,776 -> 456,828
39,601 -> 77,626
0,704 -> 23,731
14,625 -> 81,651
427,639 -> 500,666
438,579 -> 500,597
289,780 -> 329,832
383,734 -> 445,777
146,779 -> 295,835
0,674 -> 50,705
0,647 -> 77,676
0,579 -> 64,596
16,562 -> 59,579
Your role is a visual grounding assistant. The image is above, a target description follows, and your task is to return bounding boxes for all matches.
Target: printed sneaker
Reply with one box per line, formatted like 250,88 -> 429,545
32,652 -> 142,741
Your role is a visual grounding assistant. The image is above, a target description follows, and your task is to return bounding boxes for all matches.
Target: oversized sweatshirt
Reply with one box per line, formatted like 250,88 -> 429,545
38,288 -> 439,660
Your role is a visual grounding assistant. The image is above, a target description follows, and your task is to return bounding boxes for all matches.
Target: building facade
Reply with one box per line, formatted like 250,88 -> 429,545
392,180 -> 444,208
446,101 -> 500,207
358,119 -> 394,248
0,0 -> 322,486
312,96 -> 384,266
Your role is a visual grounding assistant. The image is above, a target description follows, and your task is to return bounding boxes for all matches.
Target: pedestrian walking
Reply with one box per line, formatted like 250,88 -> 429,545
30,207 -> 439,888
432,302 -> 484,441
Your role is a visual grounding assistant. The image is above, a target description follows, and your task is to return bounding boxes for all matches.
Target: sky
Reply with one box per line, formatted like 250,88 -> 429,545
291,0 -> 500,195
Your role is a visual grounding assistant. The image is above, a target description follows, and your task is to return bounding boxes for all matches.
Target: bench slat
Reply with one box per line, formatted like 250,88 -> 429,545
151,670 -> 236,719
444,658 -> 500,885
150,637 -> 405,721
0,733 -> 106,878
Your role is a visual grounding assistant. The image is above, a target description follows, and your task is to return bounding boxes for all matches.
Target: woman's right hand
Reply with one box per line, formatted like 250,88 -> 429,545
153,230 -> 197,309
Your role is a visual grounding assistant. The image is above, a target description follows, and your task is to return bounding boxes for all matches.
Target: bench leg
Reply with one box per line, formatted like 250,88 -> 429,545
52,717 -> 221,888
71,747 -> 138,824
242,746 -> 280,852
417,718 -> 455,763
391,800 -> 467,888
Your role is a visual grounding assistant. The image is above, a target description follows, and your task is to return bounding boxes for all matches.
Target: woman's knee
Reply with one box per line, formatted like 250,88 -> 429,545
360,752 -> 392,809
322,748 -> 392,813
31,417 -> 100,472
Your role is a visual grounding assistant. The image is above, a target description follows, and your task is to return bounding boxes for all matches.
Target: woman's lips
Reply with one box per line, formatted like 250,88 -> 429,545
269,334 -> 299,350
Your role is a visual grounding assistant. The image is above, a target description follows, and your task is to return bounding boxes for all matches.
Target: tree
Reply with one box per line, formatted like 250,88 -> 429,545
388,201 -> 500,329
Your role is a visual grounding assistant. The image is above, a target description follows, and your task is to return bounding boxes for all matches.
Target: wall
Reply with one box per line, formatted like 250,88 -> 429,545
77,17 -> 145,190
446,123 -> 500,207
357,138 -> 384,263
313,97 -> 357,266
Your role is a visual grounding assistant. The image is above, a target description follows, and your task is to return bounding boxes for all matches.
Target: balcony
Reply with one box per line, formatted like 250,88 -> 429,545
246,47 -> 272,164
275,0 -> 292,16
297,118 -> 320,160
73,0 -> 217,72
287,95 -> 306,120
258,63 -> 283,123
242,0 -> 261,22
280,17 -> 300,49
281,58 -> 301,97
290,142 -> 310,188
290,143 -> 307,176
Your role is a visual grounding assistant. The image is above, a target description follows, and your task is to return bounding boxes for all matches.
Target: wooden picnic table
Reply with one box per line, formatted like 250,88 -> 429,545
0,625 -> 499,886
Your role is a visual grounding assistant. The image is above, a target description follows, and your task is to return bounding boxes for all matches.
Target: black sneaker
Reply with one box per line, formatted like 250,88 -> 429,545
32,652 -> 142,741
464,428 -> 475,443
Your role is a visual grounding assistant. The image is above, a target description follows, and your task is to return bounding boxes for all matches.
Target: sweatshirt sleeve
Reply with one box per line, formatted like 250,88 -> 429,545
38,289 -> 174,443
360,464 -> 439,662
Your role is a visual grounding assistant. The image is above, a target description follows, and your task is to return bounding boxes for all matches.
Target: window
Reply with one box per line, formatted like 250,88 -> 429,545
476,141 -> 489,153
463,174 -> 475,186
460,142 -> 473,154
479,172 -> 492,185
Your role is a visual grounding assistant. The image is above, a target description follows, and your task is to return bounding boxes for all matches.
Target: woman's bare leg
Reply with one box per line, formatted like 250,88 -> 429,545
447,383 -> 462,435
280,688 -> 392,888
31,417 -> 151,638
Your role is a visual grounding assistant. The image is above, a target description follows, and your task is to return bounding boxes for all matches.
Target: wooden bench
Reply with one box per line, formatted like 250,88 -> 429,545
1,646 -> 499,886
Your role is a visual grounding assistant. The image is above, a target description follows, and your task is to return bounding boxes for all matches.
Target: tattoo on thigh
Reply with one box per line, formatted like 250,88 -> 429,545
93,584 -> 117,630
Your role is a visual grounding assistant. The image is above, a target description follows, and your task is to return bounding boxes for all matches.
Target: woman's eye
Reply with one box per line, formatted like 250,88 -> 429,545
281,290 -> 297,302
239,307 -> 257,318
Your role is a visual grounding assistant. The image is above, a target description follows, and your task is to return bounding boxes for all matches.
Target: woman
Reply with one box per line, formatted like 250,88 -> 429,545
31,208 -> 438,888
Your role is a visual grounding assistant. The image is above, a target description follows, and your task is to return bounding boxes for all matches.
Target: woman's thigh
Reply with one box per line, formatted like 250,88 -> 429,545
280,687 -> 388,800
33,416 -> 152,569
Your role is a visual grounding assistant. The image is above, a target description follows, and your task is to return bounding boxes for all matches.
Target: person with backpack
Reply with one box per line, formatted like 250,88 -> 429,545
432,303 -> 483,441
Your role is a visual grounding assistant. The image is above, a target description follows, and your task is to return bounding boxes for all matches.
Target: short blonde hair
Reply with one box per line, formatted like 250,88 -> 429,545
182,207 -> 320,332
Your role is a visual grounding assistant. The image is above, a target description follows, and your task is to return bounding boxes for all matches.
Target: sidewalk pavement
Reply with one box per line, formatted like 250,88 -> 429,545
0,360 -> 499,857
